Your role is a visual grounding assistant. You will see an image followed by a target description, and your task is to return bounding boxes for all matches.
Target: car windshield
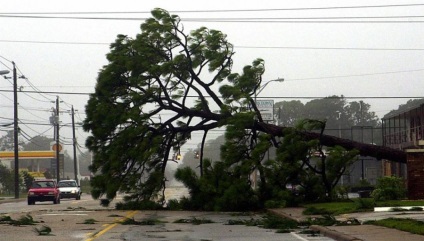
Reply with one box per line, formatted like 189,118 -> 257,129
32,181 -> 55,188
58,181 -> 76,187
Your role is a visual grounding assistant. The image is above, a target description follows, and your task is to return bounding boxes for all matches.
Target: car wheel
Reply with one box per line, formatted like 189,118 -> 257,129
57,197 -> 60,204
76,194 -> 81,200
27,199 -> 34,205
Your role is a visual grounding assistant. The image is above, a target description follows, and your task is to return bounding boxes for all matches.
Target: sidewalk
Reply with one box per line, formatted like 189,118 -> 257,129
269,208 -> 424,241
0,197 -> 26,204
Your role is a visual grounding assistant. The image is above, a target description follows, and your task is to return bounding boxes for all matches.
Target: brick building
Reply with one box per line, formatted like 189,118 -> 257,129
382,100 -> 424,199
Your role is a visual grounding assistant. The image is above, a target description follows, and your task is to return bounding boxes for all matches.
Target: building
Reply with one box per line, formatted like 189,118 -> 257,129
382,99 -> 424,199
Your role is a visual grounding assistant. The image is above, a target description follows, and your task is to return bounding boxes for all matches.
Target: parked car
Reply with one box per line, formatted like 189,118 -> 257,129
27,179 -> 60,205
58,180 -> 81,200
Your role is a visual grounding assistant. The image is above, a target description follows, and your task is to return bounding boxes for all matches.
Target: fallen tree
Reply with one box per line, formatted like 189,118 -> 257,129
257,121 -> 407,163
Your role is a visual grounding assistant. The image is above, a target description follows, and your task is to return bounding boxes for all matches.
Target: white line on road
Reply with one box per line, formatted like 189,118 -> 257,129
290,232 -> 309,241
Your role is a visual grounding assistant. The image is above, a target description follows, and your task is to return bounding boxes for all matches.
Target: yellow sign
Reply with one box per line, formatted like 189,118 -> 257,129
0,151 -> 56,159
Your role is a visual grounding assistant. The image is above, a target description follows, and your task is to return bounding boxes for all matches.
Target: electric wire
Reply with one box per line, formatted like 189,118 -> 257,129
0,88 -> 422,99
2,39 -> 424,52
18,120 -> 50,137
19,128 -> 54,148
0,55 -> 12,64
1,3 -> 424,14
19,106 -> 49,122
284,69 -> 424,81
21,77 -> 56,102
1,14 -> 424,23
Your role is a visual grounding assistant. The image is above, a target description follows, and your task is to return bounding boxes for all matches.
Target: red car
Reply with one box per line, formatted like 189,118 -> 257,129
27,179 -> 61,205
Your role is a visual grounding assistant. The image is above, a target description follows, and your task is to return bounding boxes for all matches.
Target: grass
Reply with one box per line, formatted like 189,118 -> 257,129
365,218 -> 424,235
303,201 -> 361,215
303,199 -> 424,215
376,200 -> 424,207
302,199 -> 424,236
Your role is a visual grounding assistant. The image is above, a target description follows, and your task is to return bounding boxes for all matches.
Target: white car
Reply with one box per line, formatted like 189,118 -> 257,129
58,180 -> 81,200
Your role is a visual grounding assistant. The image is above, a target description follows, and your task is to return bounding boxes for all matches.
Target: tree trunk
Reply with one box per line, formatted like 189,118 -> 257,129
257,122 -> 406,163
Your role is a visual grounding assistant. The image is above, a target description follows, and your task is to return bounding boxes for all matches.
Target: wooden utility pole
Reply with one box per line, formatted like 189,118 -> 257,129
13,62 -> 19,199
56,96 -> 60,182
71,106 -> 78,184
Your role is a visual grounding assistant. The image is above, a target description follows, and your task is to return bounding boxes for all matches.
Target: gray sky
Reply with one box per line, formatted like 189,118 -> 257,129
0,0 -> 423,155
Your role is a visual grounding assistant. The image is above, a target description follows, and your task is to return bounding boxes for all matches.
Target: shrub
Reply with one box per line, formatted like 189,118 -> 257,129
166,199 -> 182,210
353,198 -> 375,211
264,200 -> 286,209
175,161 -> 260,211
371,176 -> 406,201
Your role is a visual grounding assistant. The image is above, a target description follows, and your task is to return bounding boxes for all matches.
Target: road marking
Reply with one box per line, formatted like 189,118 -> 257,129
84,210 -> 138,241
290,232 -> 309,241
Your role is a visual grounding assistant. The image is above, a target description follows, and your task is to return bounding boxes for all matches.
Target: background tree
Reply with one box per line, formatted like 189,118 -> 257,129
275,100 -> 305,126
384,98 -> 424,118
276,96 -> 381,144
21,170 -> 34,191
21,135 -> 54,172
0,163 -> 14,194
77,150 -> 92,177
0,130 -> 14,151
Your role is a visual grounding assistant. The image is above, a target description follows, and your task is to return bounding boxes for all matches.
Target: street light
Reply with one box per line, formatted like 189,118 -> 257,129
254,78 -> 284,100
253,78 -> 284,122
0,70 -> 10,76
252,77 -> 284,189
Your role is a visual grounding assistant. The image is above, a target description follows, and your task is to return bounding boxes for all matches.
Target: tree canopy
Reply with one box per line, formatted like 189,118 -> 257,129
83,8 -> 406,204
83,8 -> 267,201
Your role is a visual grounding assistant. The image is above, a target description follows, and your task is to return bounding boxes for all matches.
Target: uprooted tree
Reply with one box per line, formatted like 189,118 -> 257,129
83,8 -> 406,206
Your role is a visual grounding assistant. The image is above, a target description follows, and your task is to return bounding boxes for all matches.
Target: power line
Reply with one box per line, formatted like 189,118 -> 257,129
0,88 -> 422,99
1,14 -> 424,23
285,69 -> 424,81
2,39 -> 424,51
237,46 -> 424,51
0,89 -> 90,95
0,3 -> 423,14
0,39 -> 108,45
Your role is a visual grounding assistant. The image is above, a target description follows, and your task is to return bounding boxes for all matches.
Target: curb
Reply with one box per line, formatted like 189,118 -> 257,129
0,198 -> 26,204
310,225 -> 363,241
268,209 -> 362,241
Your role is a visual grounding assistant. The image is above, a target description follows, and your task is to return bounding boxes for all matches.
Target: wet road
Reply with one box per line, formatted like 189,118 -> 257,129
0,188 -> 335,241
111,211 -> 335,241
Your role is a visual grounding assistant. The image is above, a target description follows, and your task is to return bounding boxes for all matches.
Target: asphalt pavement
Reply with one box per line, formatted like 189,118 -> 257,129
3,196 -> 424,241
